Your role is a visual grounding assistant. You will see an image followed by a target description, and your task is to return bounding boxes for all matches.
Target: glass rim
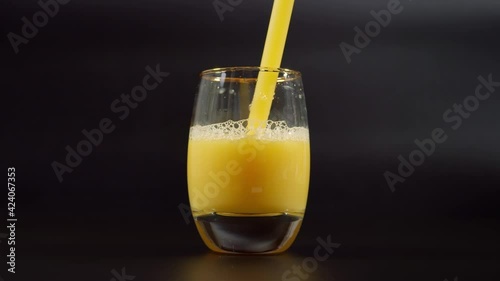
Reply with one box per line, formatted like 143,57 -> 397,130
200,66 -> 301,77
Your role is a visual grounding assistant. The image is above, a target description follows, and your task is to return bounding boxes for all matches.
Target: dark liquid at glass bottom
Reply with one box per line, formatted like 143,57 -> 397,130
194,213 -> 303,254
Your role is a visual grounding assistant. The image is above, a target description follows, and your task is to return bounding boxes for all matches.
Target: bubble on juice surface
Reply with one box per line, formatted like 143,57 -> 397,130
189,119 -> 308,141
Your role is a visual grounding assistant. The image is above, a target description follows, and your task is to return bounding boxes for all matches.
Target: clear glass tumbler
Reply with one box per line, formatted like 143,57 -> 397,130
187,67 -> 310,254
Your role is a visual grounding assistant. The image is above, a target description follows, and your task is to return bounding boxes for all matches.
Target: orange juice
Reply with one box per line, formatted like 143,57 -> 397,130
187,120 -> 309,217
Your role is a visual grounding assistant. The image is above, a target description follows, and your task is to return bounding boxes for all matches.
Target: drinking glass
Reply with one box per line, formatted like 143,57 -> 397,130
187,66 -> 310,254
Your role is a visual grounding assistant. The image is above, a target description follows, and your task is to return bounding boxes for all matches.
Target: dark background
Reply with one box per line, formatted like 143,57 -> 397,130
1,0 -> 500,280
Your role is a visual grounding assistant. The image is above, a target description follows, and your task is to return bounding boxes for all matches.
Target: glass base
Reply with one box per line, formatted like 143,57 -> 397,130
193,212 -> 303,254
